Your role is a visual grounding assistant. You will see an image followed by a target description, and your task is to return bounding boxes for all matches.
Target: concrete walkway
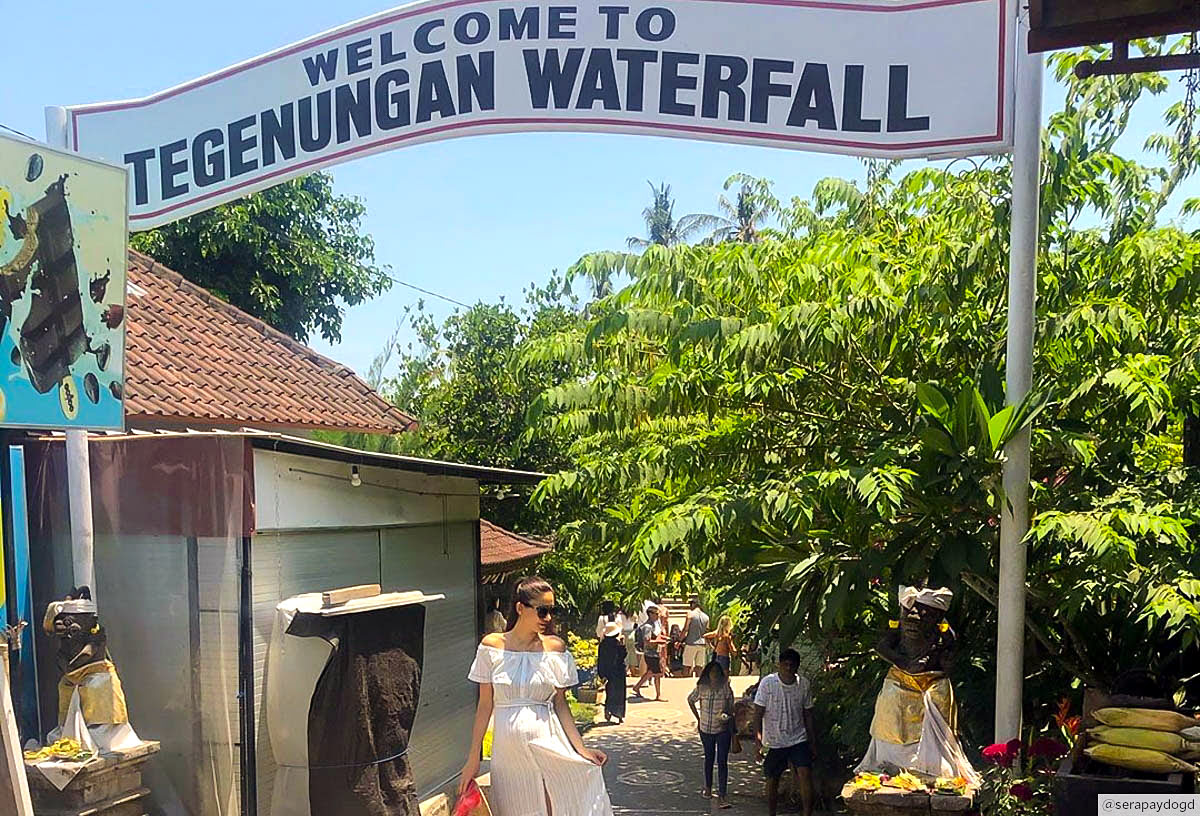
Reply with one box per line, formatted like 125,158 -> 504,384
586,675 -> 784,815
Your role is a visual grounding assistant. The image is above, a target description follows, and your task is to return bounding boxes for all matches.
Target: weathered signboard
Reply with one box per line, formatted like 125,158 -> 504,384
60,0 -> 1017,231
0,133 -> 127,430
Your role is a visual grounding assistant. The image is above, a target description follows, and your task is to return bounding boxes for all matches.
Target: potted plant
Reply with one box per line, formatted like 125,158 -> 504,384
567,633 -> 600,702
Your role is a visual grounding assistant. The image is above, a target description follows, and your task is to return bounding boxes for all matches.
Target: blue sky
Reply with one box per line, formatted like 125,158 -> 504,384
4,1 -> 1196,378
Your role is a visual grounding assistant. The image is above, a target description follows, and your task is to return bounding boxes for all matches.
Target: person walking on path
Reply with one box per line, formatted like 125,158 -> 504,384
742,635 -> 761,676
753,648 -> 817,816
596,601 -> 627,724
704,615 -> 738,674
621,606 -> 639,676
688,661 -> 736,809
631,606 -> 667,701
682,598 -> 711,678
484,597 -> 508,634
461,576 -> 613,816
668,624 -> 686,676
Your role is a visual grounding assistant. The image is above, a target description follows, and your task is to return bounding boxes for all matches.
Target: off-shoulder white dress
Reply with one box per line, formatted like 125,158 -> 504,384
468,645 -> 614,816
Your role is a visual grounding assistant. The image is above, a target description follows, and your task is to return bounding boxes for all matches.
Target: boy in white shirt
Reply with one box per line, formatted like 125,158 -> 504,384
753,648 -> 816,816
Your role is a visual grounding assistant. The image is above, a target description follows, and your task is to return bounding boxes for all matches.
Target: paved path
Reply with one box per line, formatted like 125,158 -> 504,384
586,676 -> 779,815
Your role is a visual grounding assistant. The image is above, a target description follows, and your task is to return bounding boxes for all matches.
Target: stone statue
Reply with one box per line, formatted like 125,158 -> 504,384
855,585 -> 977,784
42,588 -> 140,753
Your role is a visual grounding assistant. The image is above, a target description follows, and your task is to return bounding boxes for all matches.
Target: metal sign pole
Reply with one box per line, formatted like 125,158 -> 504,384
995,10 -> 1043,743
43,108 -> 99,600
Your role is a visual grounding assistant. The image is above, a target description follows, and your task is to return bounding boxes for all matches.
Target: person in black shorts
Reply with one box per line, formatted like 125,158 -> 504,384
631,606 -> 667,701
753,648 -> 816,816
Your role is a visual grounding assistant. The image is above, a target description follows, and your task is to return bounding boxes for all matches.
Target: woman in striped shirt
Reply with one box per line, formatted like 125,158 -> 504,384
687,660 -> 736,809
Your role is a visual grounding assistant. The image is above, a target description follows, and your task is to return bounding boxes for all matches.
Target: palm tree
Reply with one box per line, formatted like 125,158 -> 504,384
627,182 -> 705,250
691,174 -> 780,243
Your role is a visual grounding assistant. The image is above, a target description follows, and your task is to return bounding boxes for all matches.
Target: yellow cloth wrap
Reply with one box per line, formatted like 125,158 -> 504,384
57,661 -> 130,726
868,667 -> 957,746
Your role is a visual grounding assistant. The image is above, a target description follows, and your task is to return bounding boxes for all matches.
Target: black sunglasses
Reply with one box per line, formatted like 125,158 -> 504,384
534,605 -> 556,619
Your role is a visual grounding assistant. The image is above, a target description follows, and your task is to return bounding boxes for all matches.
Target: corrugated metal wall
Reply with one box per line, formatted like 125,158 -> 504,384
247,524 -> 477,814
381,523 -> 477,797
250,530 -> 381,815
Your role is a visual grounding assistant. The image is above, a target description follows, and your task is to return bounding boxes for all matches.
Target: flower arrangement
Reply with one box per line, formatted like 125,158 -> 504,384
567,632 -> 598,672
978,712 -> 1072,816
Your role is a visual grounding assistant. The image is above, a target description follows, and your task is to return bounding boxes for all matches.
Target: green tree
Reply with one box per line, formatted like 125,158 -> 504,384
131,173 -> 388,343
627,182 -> 704,254
527,41 -> 1200,765
380,274 -> 586,532
690,173 -> 780,243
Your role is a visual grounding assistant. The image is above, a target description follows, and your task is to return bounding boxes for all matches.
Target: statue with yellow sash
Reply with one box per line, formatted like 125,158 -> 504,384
855,585 -> 978,784
42,588 -> 141,754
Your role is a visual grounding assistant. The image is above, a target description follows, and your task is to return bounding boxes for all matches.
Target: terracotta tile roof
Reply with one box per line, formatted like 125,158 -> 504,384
124,250 -> 416,435
480,519 -> 553,571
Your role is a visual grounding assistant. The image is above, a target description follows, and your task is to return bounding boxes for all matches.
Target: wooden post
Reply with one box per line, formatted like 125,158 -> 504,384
0,643 -> 34,816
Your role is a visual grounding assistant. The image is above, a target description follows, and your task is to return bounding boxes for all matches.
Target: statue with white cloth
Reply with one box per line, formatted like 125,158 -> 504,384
42,588 -> 141,755
854,585 -> 978,785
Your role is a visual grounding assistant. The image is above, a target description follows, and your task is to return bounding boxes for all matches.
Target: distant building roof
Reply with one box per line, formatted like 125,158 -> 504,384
124,250 -> 416,435
480,519 -> 553,579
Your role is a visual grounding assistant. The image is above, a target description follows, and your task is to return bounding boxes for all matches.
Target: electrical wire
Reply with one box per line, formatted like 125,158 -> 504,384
0,122 -> 473,311
277,746 -> 410,770
388,275 -> 471,308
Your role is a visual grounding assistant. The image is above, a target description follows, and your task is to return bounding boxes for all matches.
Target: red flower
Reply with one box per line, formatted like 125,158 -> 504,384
983,742 -> 1018,765
1009,783 -> 1034,802
1030,737 -> 1068,760
1054,698 -> 1072,728
1063,715 -> 1081,737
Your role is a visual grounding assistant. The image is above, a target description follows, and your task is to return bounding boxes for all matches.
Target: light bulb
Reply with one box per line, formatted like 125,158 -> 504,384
350,466 -> 362,487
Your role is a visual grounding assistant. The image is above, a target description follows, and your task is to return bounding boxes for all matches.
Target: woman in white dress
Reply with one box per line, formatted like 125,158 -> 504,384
460,576 -> 614,816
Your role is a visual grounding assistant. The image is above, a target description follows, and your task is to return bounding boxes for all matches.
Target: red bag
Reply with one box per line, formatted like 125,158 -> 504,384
453,780 -> 492,816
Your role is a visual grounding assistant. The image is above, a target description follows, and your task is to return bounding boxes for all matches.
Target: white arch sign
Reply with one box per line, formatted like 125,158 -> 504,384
56,0 -> 1015,231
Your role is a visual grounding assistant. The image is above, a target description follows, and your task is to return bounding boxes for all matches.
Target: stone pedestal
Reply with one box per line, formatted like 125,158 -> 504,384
842,782 -> 974,815
25,741 -> 158,816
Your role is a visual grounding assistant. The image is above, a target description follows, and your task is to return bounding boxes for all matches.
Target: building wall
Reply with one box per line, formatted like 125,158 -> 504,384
252,449 -> 478,531
250,450 -> 481,814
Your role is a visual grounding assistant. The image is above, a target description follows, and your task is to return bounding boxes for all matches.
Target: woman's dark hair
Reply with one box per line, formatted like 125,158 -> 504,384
510,576 -> 554,632
698,660 -> 728,688
601,600 -> 617,620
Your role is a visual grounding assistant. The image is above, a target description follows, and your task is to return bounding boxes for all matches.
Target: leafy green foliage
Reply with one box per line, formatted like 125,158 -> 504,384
528,43 -> 1200,766
377,274 -> 588,533
131,173 -> 387,342
627,181 -> 705,253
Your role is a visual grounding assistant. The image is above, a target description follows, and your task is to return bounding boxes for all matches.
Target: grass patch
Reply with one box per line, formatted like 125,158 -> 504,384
569,700 -> 597,728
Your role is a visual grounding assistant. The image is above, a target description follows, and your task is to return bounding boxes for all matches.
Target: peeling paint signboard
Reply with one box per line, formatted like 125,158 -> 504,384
0,133 -> 127,430
60,0 -> 1016,231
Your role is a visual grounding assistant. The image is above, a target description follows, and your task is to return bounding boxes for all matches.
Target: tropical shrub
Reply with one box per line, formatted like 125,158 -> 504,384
527,42 -> 1200,761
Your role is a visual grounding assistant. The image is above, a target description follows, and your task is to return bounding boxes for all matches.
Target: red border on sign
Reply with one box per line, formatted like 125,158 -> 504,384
70,0 -> 1009,223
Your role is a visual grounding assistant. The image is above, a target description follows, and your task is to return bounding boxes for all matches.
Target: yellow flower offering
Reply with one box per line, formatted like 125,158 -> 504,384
852,772 -> 883,790
883,772 -> 924,791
